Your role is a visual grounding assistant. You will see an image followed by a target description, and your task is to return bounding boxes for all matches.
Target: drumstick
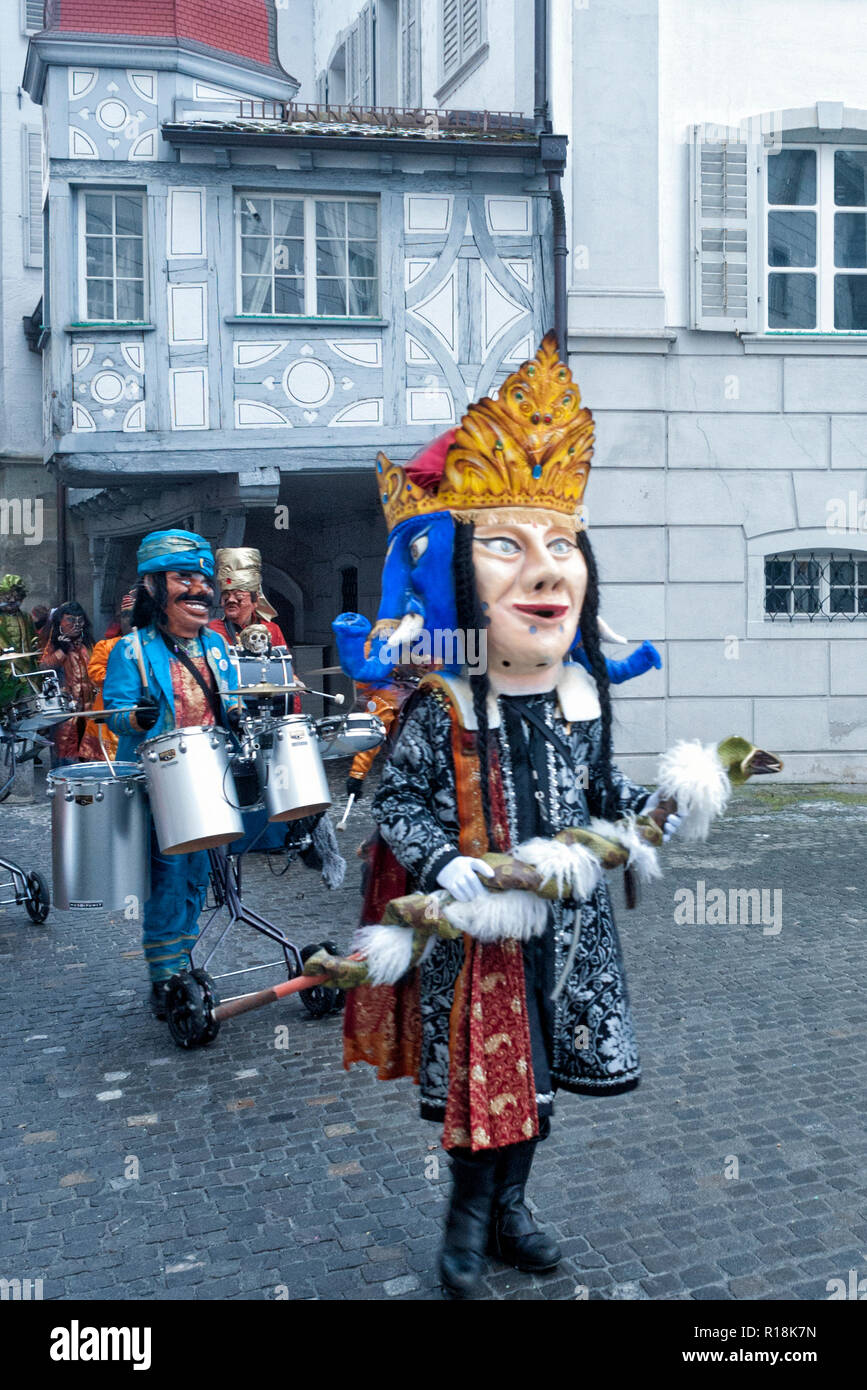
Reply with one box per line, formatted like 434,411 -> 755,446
97,722 -> 118,778
337,792 -> 355,831
131,627 -> 150,693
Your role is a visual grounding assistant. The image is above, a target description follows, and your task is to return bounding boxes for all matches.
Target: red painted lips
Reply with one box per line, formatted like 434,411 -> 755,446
512,603 -> 569,621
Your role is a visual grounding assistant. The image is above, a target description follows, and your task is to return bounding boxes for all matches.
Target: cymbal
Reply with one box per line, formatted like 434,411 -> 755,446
228,682 -> 305,697
0,650 -> 41,662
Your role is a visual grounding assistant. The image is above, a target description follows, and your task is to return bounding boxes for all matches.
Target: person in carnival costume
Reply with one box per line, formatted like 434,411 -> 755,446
342,335 -> 683,1299
0,574 -> 41,707
103,530 -> 239,1018
41,602 -> 95,765
210,548 -> 287,650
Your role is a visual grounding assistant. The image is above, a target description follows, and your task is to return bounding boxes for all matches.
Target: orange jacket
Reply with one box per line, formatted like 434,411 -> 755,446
79,636 -> 121,761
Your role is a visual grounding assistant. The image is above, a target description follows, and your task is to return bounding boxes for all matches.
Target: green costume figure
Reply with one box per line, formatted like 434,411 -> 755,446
0,575 -> 40,708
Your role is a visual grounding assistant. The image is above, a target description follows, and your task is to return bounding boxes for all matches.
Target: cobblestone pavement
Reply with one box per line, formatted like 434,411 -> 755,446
1,765 -> 866,1302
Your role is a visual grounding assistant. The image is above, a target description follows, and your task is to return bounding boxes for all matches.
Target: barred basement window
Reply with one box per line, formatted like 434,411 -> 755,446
764,552 -> 867,621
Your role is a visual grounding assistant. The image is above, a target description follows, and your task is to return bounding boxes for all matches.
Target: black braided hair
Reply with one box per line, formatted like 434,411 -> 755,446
576,529 -> 619,812
452,520 -> 494,840
131,574 -> 168,631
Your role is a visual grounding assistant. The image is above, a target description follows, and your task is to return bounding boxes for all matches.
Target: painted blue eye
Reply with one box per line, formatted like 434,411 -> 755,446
409,528 -> 430,564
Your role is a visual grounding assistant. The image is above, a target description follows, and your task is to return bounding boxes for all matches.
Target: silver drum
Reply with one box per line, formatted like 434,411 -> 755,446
4,690 -> 76,731
48,762 -> 150,911
259,715 -> 332,822
316,712 -> 386,761
138,725 -> 245,854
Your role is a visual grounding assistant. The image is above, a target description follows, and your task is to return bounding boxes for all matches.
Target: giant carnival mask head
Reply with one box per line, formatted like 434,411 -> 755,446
332,334 -> 596,685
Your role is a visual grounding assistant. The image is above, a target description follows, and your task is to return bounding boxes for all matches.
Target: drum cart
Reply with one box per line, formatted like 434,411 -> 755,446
0,715 -> 50,920
163,841 -> 344,1049
159,690 -> 384,1050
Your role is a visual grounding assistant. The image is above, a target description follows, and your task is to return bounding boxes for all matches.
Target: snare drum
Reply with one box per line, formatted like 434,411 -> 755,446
258,714 -> 331,821
48,762 -> 150,910
3,690 -> 76,732
138,726 -> 245,854
316,712 -> 386,761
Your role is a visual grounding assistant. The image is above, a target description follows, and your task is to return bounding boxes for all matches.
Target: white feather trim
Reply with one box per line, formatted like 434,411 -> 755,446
589,816 -> 661,883
352,924 -> 414,985
512,837 -> 602,902
655,739 -> 730,842
444,890 -> 549,943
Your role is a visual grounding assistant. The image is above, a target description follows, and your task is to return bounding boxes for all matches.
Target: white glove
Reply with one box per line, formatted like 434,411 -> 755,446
642,789 -> 684,844
436,855 -> 495,902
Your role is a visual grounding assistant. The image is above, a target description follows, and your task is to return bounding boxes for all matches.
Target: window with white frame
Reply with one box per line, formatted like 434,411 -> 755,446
237,195 -> 379,318
441,0 -> 483,82
764,551 -> 867,620
79,191 -> 146,322
766,146 -> 867,331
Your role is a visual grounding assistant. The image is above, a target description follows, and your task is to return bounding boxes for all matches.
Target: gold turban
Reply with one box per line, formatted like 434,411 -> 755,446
214,547 -> 277,621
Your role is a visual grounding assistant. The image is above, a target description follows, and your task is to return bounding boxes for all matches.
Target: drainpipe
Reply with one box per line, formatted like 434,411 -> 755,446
535,0 -> 568,360
534,0 -> 549,134
541,133 -> 569,362
56,480 -> 69,601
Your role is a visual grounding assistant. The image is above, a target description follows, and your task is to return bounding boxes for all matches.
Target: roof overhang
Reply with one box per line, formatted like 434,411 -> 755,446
24,32 -> 298,105
162,122 -> 551,162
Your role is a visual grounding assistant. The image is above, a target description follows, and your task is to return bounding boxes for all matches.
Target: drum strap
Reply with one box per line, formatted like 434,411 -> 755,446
158,630 -> 224,725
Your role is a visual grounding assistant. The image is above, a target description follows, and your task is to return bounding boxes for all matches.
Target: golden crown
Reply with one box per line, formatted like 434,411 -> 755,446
377,333 -> 594,533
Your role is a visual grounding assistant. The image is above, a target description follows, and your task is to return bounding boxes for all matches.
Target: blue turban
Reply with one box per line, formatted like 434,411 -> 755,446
136,529 -> 215,579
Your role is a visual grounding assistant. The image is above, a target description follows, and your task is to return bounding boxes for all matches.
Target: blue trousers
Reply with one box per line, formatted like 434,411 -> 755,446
142,828 -> 210,983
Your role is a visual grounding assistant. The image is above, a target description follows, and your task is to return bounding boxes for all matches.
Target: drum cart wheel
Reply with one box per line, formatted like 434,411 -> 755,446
24,871 -> 50,924
165,968 -> 221,1049
0,855 -> 50,925
299,941 -> 345,1018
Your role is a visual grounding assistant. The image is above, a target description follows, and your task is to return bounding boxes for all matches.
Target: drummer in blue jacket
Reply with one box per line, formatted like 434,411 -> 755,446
103,529 -> 240,1019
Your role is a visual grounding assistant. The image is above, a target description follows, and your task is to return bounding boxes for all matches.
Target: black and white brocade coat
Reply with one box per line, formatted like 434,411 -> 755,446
371,667 -> 651,1120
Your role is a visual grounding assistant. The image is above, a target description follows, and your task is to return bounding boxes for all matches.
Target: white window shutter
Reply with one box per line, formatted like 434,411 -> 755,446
460,0 -> 481,55
401,0 -> 420,106
442,0 -> 459,76
346,27 -> 359,105
690,124 -> 758,331
359,3 -> 374,105
24,0 -> 44,32
22,127 -> 43,268
316,71 -> 327,106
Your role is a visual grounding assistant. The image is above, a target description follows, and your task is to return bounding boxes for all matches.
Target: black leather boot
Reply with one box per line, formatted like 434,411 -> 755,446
439,1147 -> 499,1300
489,1139 -> 561,1273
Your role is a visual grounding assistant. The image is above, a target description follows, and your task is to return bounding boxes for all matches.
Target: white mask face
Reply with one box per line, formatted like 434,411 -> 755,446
472,518 -> 587,689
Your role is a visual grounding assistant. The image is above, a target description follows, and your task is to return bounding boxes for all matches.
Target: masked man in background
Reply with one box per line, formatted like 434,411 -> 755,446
0,574 -> 40,708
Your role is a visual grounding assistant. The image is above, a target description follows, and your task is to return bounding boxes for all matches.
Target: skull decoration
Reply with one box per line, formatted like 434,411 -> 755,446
239,622 -> 272,658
